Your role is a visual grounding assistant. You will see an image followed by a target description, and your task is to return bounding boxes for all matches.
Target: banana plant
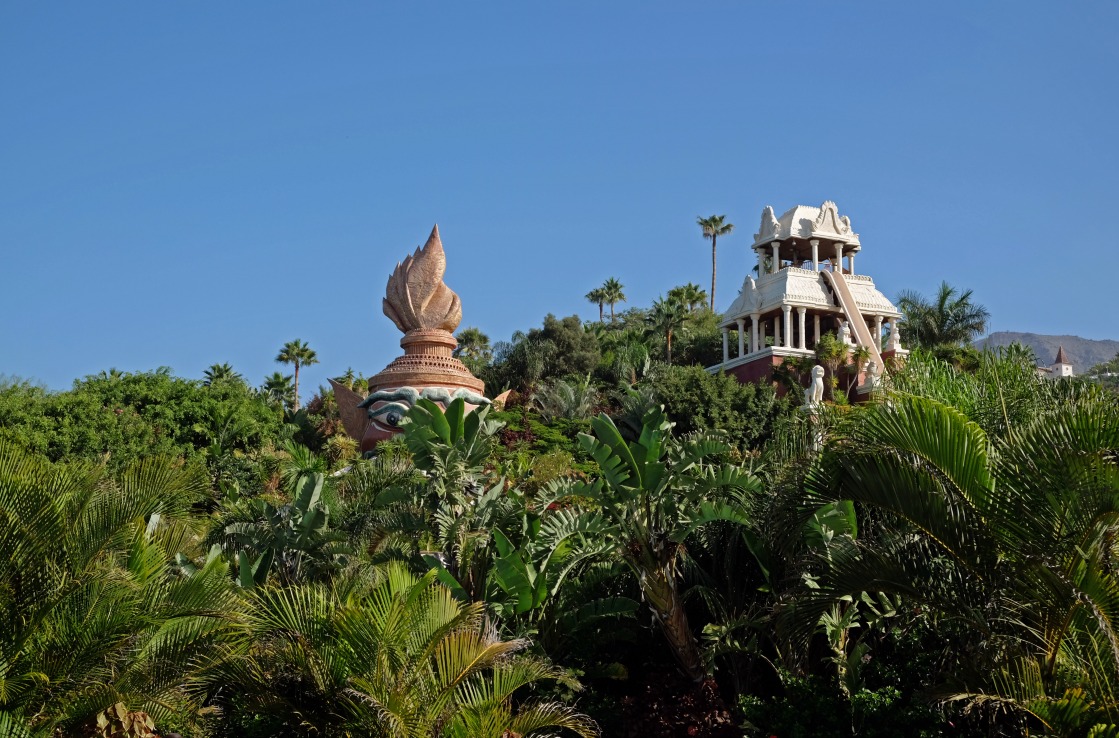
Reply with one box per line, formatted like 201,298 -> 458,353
571,406 -> 763,682
483,489 -> 638,648
209,469 -> 348,588
401,397 -> 501,487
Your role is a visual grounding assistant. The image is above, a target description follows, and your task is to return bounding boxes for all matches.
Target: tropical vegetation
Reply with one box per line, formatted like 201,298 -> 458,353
2,269 -> 1116,738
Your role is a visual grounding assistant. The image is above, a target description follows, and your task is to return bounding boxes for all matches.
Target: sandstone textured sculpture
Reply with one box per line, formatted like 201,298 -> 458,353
335,225 -> 488,454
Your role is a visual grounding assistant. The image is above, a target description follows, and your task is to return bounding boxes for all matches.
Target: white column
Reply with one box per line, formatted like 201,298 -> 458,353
835,244 -> 844,272
736,319 -> 745,357
874,316 -> 883,350
782,304 -> 792,348
810,239 -> 819,271
814,314 -> 821,345
797,307 -> 807,350
722,328 -> 729,363
756,249 -> 764,276
751,313 -> 759,353
771,241 -> 781,275
849,253 -> 856,275
772,316 -> 779,347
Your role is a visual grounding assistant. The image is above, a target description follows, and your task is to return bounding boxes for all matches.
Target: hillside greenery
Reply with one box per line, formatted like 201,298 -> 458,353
1,285 -> 1117,738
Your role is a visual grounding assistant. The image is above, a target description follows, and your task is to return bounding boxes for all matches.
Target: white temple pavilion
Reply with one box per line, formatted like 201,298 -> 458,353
710,201 -> 907,395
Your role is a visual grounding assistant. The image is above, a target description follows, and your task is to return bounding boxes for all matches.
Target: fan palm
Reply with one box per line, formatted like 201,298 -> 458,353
647,297 -> 687,364
262,371 -> 295,410
602,327 -> 652,385
0,442 -> 237,736
601,278 -> 626,322
896,281 -> 990,350
668,282 -> 708,313
454,327 -> 493,374
814,332 -> 848,400
276,339 -> 319,410
204,362 -> 242,386
697,215 -> 734,311
201,562 -> 598,737
585,287 -> 607,323
794,389 -> 1119,734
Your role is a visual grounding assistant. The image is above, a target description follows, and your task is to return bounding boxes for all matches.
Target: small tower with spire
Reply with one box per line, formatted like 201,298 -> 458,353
1050,346 -> 1074,378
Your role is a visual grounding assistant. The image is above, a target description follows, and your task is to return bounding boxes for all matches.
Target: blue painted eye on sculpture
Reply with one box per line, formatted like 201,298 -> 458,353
329,224 -> 489,455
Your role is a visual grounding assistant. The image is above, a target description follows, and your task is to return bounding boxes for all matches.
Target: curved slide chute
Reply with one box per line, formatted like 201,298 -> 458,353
820,270 -> 885,374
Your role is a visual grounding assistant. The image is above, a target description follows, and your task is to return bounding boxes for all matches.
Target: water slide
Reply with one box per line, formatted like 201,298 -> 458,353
820,269 -> 886,374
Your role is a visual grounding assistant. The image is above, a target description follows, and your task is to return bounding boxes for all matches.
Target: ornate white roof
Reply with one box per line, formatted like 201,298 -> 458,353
720,270 -> 900,327
751,200 -> 861,250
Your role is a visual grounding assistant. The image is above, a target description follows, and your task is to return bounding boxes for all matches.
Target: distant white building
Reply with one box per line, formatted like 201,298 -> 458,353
1038,346 -> 1074,380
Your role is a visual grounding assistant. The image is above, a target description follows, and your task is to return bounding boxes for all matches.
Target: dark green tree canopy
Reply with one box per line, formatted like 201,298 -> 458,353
646,363 -> 789,450
0,369 -> 283,469
482,314 -> 601,392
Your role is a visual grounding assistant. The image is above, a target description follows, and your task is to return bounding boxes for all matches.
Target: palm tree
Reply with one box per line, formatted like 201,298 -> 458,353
572,407 -> 760,682
454,326 -> 493,374
815,331 -> 849,400
275,339 -> 319,410
601,277 -> 626,322
648,297 -> 687,363
337,366 -> 366,392
204,561 -> 597,737
796,388 -> 1119,732
602,327 -> 652,384
532,375 -> 599,421
585,287 -> 607,322
846,345 -> 871,399
697,215 -> 734,311
262,371 -> 295,410
668,282 -> 709,312
0,442 -> 236,735
203,362 -> 242,386
896,281 -> 990,350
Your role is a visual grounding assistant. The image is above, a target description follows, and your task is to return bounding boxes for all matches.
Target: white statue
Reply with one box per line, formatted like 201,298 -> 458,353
803,365 -> 825,409
886,322 -> 901,351
837,320 -> 852,346
863,360 -> 879,390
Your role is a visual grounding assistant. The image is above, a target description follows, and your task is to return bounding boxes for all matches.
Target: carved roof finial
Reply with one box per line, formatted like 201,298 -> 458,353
382,224 -> 463,334
754,205 -> 780,243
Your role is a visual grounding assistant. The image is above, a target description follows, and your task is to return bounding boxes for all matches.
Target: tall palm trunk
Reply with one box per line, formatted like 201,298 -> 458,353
293,363 -> 300,411
666,329 -> 674,364
710,236 -> 717,310
639,559 -> 705,682
598,302 -> 604,322
609,301 -> 615,322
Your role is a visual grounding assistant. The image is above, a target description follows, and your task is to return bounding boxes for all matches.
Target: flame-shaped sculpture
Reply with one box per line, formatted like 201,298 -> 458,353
333,224 -> 486,455
383,225 -> 463,334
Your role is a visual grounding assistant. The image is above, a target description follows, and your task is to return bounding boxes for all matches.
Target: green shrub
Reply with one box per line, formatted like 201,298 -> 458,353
645,364 -> 792,451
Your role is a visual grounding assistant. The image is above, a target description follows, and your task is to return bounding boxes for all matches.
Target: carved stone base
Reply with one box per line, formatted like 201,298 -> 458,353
368,329 -> 484,394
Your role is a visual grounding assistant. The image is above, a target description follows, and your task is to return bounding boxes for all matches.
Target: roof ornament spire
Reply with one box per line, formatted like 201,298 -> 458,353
382,224 -> 463,334
814,200 -> 853,236
755,205 -> 780,243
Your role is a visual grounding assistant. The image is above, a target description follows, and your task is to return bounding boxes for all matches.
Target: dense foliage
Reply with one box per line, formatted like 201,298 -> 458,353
3,284 -> 1118,737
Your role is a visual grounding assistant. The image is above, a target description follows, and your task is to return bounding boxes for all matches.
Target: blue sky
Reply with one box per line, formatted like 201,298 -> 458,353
2,2 -> 1117,391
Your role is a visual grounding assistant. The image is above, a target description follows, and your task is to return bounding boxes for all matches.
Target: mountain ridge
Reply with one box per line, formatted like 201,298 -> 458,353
975,332 -> 1119,374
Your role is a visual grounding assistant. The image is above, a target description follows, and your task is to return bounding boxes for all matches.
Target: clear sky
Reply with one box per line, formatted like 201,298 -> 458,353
3,2 -> 1117,391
